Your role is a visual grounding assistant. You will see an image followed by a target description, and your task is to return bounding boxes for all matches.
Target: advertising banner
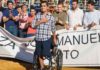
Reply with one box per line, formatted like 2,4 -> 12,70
0,26 -> 100,66
56,27 -> 100,66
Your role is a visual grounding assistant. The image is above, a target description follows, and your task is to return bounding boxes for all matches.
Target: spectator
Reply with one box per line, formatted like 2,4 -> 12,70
32,1 -> 56,70
0,1 -> 5,27
67,0 -> 84,30
64,0 -> 69,12
0,1 -> 5,12
14,6 -> 22,37
83,0 -> 100,29
0,11 -> 2,23
3,1 -> 18,36
18,4 -> 28,38
16,6 -> 22,15
54,3 -> 67,30
27,8 -> 36,37
49,5 -> 56,16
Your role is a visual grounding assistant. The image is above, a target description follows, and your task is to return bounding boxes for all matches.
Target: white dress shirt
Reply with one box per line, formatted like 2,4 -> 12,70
67,8 -> 84,27
83,9 -> 100,27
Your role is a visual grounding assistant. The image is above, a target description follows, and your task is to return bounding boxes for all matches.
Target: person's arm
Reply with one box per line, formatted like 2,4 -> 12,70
3,11 -> 9,22
52,32 -> 57,46
3,10 -> 16,22
87,22 -> 96,28
57,19 -> 63,25
51,16 -> 57,46
3,16 -> 9,22
13,16 -> 19,21
56,17 -> 65,25
73,24 -> 81,30
65,10 -> 70,30
10,15 -> 17,21
32,14 -> 48,28
2,9 -> 9,22
8,9 -> 20,22
11,10 -> 19,21
83,13 -> 88,28
32,14 -> 42,28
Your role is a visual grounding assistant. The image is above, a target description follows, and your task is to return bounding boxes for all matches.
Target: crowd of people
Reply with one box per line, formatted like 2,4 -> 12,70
0,0 -> 36,38
0,0 -> 100,70
0,0 -> 99,38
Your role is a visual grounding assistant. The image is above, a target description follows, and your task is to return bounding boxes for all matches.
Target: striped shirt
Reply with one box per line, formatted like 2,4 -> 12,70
32,12 -> 56,41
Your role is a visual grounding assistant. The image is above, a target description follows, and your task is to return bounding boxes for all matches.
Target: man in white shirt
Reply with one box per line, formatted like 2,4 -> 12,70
67,0 -> 84,30
83,0 -> 100,29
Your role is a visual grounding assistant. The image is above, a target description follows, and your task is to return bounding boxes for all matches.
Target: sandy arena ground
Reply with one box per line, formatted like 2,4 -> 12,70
0,58 -> 100,70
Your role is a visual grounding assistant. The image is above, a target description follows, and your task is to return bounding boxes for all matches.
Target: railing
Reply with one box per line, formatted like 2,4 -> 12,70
1,0 -> 100,10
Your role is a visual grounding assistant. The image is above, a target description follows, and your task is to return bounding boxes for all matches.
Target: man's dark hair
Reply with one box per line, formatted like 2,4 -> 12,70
58,3 -> 64,6
72,0 -> 78,3
21,4 -> 28,8
87,0 -> 95,6
40,1 -> 49,7
30,5 -> 35,10
7,1 -> 13,5
30,7 -> 35,12
16,6 -> 21,9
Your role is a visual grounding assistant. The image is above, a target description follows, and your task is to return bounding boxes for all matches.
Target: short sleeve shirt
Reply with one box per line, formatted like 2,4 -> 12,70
3,8 -> 18,29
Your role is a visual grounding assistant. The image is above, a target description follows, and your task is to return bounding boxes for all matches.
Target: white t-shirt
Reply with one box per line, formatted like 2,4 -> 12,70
67,8 -> 84,27
83,9 -> 100,27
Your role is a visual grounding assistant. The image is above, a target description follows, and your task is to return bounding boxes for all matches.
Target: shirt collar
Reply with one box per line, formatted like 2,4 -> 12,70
90,9 -> 96,12
71,7 -> 79,12
41,12 -> 51,16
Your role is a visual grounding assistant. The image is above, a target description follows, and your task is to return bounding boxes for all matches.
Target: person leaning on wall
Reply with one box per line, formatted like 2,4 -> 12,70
83,0 -> 100,30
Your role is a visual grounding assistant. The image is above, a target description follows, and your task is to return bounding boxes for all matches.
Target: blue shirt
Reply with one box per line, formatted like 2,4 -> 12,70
3,8 -> 18,29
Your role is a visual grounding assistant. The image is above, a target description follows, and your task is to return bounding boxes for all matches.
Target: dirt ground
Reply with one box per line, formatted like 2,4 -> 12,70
0,58 -> 100,70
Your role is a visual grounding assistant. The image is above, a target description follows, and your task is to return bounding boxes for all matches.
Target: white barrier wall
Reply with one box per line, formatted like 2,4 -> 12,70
56,27 -> 100,66
1,26 -> 100,66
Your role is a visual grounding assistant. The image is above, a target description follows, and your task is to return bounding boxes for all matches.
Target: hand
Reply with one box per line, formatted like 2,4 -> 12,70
34,21 -> 41,28
3,17 -> 9,22
58,20 -> 63,25
73,24 -> 81,30
9,13 -> 13,19
73,25 -> 78,30
91,22 -> 96,27
87,22 -> 96,29
53,37 -> 57,46
66,24 -> 70,30
28,21 -> 32,24
40,16 -> 48,23
15,16 -> 19,21
53,33 -> 57,47
55,17 -> 58,21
